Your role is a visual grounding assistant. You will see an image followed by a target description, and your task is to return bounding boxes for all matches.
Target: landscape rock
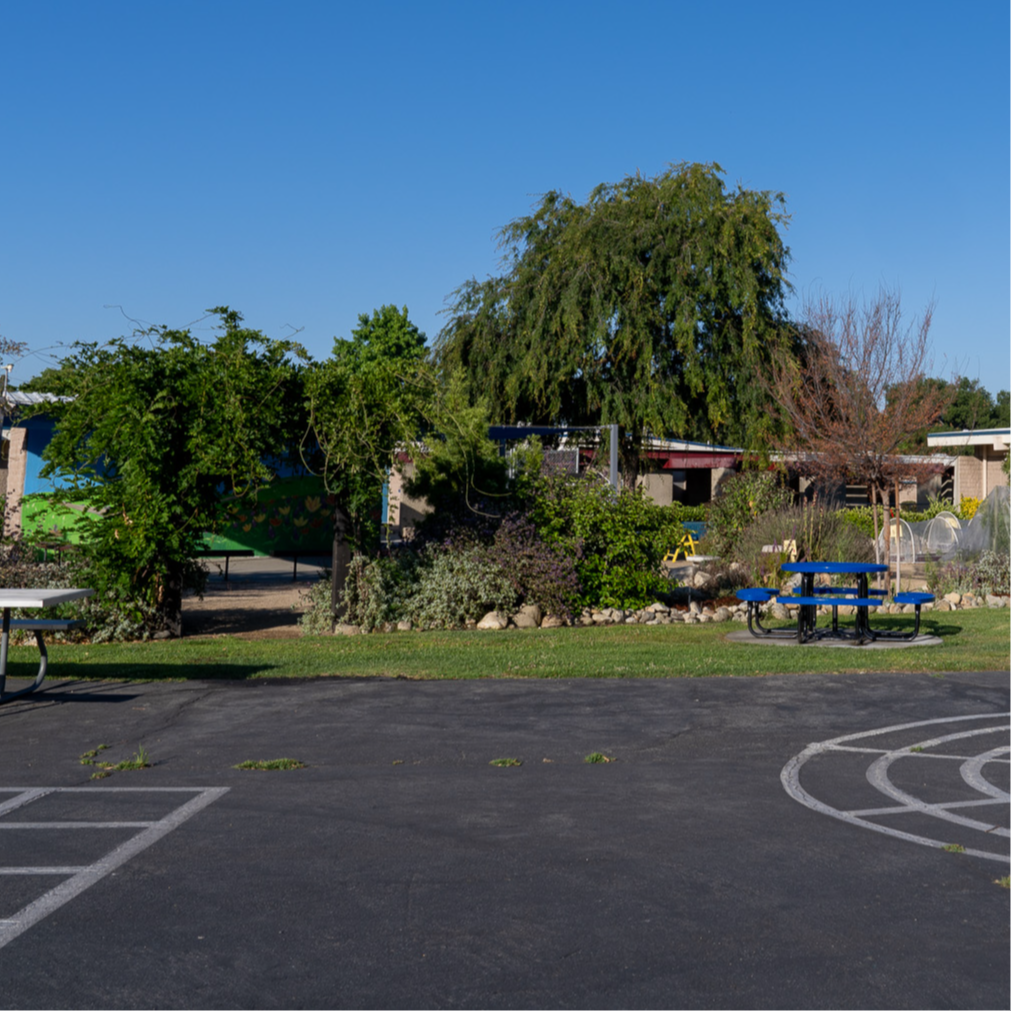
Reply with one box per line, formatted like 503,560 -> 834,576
512,604 -> 543,629
944,592 -> 962,605
396,619 -> 413,632
713,607 -> 731,622
540,614 -> 565,629
476,611 -> 509,630
334,623 -> 361,636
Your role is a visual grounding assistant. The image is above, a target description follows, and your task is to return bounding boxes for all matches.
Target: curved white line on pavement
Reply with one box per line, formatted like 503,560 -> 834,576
960,746 -> 1011,801
781,714 -> 1011,864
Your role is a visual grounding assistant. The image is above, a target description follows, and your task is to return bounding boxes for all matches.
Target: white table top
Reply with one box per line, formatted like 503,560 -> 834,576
0,588 -> 94,609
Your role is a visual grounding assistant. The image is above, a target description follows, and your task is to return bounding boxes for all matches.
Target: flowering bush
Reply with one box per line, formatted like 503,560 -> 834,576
958,496 -> 981,521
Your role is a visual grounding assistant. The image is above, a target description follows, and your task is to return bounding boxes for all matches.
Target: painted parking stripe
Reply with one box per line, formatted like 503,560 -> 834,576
0,786 -> 228,948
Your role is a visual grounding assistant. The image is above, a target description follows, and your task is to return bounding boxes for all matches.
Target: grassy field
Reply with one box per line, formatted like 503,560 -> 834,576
3,608 -> 1008,686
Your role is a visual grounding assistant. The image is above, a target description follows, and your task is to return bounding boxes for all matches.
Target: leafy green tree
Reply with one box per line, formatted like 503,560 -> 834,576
436,162 -> 798,487
995,389 -> 1010,427
305,305 -> 431,551
944,378 -> 998,431
403,373 -> 511,539
37,308 -> 305,635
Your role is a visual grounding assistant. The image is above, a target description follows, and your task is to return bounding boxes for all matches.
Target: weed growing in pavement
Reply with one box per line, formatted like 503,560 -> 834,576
584,752 -> 613,763
941,843 -> 966,853
114,745 -> 151,771
995,876 -> 1010,889
79,744 -> 110,764
909,746 -> 924,753
489,758 -> 522,767
80,743 -> 150,779
234,758 -> 307,770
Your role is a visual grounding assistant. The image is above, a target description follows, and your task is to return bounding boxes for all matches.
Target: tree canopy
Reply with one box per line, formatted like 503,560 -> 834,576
37,308 -> 305,634
436,162 -> 798,485
305,305 -> 431,550
767,289 -> 954,582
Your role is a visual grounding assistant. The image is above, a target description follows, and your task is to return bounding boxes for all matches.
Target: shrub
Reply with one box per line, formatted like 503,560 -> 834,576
975,549 -> 1010,596
925,549 -> 1009,598
405,543 -> 518,629
491,515 -> 581,620
338,553 -> 415,629
959,496 -> 981,521
298,574 -> 336,635
0,539 -> 165,642
705,470 -> 793,558
924,558 -> 977,598
732,505 -> 875,589
528,476 -> 682,608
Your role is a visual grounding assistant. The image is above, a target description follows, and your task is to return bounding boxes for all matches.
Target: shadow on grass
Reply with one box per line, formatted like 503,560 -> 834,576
2,661 -> 278,687
868,618 -> 964,638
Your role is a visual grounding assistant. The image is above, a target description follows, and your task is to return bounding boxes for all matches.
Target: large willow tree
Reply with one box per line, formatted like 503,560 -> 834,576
436,162 -> 799,485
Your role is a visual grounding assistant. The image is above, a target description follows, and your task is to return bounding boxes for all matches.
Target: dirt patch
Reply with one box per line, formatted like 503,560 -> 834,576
182,579 -> 311,640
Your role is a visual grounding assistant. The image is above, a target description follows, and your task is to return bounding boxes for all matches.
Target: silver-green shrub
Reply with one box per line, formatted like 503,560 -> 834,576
405,544 -> 518,630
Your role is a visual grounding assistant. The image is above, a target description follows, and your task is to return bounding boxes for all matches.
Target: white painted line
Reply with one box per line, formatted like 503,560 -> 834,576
781,714 -> 1011,864
2,786 -> 224,792
0,789 -> 55,817
0,822 -> 156,829
960,746 -> 1011,800
848,797 -> 1009,817
0,786 -> 228,950
0,867 -> 88,875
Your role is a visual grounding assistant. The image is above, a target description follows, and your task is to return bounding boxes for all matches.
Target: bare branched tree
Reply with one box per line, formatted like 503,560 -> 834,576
768,288 -> 954,590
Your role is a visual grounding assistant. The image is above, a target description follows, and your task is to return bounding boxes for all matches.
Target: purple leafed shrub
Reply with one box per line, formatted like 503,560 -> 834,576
491,515 -> 582,621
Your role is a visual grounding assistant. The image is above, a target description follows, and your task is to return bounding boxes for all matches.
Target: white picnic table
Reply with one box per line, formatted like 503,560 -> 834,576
0,588 -> 94,703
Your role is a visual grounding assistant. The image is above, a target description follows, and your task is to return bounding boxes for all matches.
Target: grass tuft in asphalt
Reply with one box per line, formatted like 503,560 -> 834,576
234,758 -> 307,770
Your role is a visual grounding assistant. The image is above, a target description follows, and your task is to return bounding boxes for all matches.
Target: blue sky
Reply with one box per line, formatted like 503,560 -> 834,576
3,0 -> 1008,396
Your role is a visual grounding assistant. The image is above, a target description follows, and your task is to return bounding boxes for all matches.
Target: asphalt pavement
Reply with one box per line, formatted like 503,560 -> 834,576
0,670 -> 1007,1009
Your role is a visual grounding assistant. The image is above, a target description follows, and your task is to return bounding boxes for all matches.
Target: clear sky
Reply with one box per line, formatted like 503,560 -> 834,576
3,0 -> 1008,395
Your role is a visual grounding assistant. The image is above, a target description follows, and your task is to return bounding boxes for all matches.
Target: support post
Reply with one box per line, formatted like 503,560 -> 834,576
609,424 -> 618,491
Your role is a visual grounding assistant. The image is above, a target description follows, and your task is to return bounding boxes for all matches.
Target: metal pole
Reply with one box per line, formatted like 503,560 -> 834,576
609,424 -> 618,491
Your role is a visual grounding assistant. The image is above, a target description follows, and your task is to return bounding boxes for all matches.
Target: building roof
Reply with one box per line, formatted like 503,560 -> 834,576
2,391 -> 73,407
926,428 -> 1010,450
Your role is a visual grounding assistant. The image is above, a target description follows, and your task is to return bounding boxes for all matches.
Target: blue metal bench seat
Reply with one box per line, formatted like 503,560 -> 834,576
869,591 -> 935,640
734,588 -> 795,638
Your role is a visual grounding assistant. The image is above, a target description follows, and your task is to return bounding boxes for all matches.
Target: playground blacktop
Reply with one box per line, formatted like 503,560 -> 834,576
0,669 -> 1007,1009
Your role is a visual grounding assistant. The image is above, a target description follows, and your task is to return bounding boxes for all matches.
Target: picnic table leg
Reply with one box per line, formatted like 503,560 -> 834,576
0,612 -> 50,703
856,573 -> 870,644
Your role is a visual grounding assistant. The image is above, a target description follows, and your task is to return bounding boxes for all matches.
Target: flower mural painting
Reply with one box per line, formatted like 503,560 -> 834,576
209,478 -> 334,554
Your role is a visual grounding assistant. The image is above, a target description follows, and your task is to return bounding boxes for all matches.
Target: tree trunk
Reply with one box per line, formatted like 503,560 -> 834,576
881,484 -> 892,597
870,484 -> 882,591
159,564 -> 184,638
894,477 -> 902,596
619,428 -> 641,491
330,507 -> 352,629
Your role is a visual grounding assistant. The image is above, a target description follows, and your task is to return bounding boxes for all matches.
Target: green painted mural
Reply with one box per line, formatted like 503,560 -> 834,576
19,475 -> 336,556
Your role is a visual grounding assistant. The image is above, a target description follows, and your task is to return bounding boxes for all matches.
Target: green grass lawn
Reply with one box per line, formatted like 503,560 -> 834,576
4,608 -> 1008,686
